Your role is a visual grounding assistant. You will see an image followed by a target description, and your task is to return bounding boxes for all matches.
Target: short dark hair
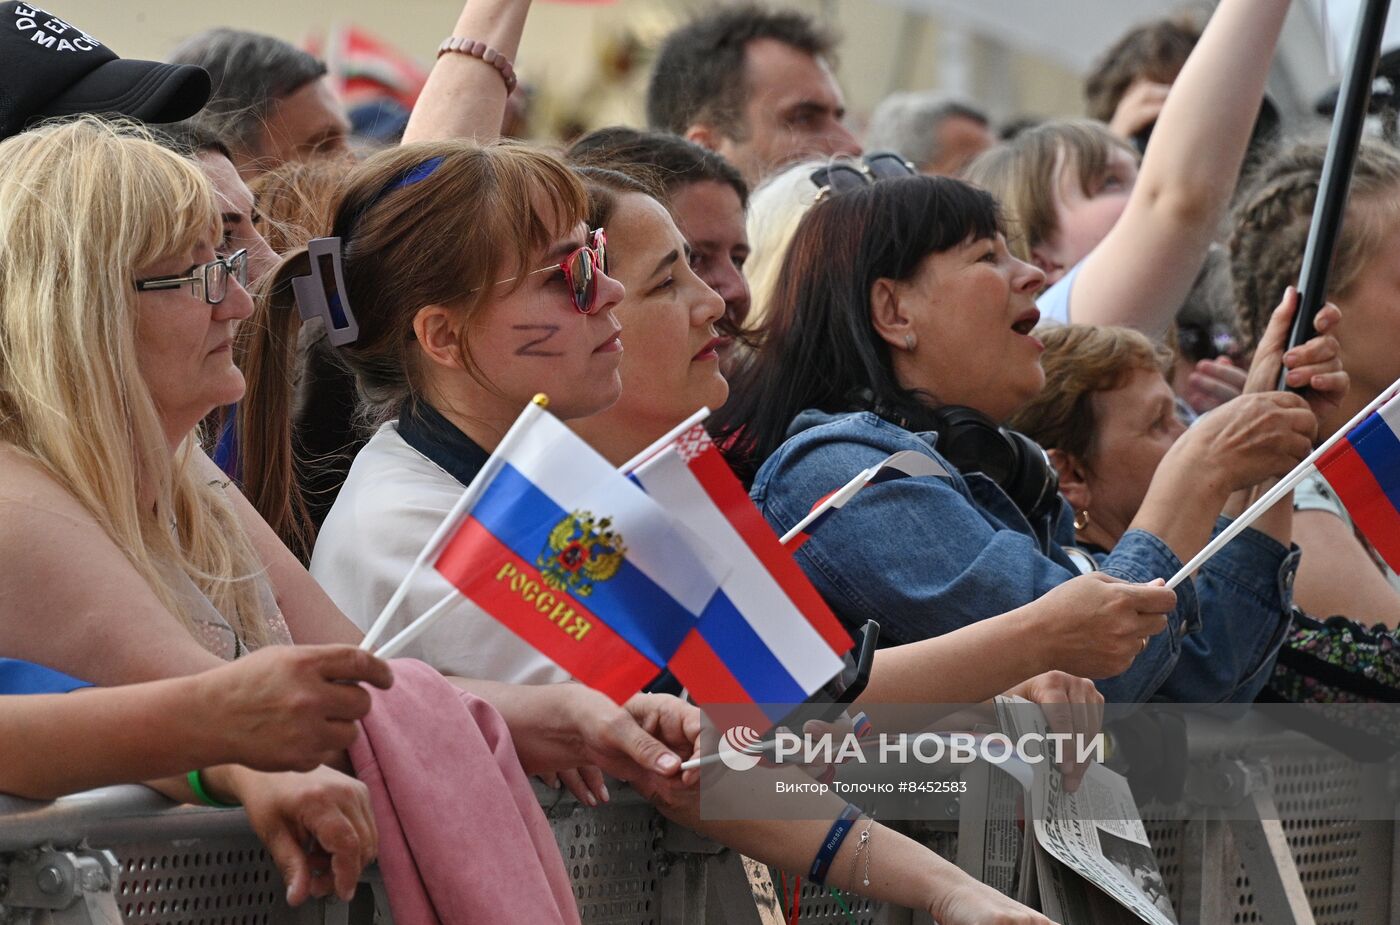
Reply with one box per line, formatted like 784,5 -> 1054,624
168,28 -> 327,156
568,127 -> 749,207
714,175 -> 1002,476
573,165 -> 664,231
1084,16 -> 1200,123
646,5 -> 836,141
153,120 -> 233,162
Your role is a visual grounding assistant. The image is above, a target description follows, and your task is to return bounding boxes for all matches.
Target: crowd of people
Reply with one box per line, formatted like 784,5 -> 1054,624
0,0 -> 1394,921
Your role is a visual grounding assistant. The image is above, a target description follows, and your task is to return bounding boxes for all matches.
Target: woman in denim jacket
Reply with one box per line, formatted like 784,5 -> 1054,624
716,176 -> 1346,704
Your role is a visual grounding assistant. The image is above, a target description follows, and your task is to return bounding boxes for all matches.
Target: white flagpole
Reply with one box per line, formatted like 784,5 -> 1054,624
779,466 -> 875,546
373,589 -> 458,658
359,394 -> 550,651
680,739 -> 780,771
618,406 -> 710,474
1166,379 -> 1400,589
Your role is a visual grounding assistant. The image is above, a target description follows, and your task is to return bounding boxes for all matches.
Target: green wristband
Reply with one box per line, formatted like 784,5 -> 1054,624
187,769 -> 239,808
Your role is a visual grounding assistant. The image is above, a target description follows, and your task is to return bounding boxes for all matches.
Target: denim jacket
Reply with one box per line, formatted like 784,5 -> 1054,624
749,410 -> 1298,703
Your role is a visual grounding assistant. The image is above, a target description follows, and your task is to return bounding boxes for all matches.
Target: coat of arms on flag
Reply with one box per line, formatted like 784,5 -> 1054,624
362,400 -> 730,703
538,511 -> 626,596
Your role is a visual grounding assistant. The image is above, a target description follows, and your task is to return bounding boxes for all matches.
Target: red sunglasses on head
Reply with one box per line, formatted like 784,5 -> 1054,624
489,228 -> 609,314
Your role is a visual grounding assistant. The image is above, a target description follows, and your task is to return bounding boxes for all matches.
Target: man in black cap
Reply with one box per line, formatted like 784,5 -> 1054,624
0,2 -> 210,140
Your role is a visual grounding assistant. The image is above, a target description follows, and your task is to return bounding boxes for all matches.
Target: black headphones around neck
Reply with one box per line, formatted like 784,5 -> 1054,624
908,405 -> 1062,524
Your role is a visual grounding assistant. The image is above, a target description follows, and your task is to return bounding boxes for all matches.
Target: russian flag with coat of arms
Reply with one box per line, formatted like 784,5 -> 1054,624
632,426 -> 854,723
1316,390 -> 1400,571
429,410 -> 728,703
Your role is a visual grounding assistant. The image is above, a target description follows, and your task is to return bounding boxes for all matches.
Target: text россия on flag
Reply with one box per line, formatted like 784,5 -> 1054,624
432,410 -> 728,702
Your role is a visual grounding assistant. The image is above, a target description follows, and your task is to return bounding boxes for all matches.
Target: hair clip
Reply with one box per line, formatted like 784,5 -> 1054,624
291,236 -> 359,347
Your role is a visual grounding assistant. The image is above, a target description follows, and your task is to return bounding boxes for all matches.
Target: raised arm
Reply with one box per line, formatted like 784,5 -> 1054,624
402,0 -> 533,145
1069,0 -> 1290,336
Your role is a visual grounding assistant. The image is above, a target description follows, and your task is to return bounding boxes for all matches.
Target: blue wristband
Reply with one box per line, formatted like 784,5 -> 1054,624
809,803 -> 861,885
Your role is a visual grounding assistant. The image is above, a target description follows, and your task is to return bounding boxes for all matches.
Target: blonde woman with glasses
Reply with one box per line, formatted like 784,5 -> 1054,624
0,118 -> 600,919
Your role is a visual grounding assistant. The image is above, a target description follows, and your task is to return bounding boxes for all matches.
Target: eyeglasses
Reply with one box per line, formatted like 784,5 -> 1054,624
134,249 -> 250,305
486,228 -> 609,315
810,152 -> 917,200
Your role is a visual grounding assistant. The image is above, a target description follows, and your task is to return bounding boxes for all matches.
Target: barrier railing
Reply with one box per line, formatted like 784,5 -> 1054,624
0,714 -> 1395,924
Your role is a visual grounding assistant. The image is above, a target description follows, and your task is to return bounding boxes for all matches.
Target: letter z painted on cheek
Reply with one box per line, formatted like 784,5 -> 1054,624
512,324 -> 564,357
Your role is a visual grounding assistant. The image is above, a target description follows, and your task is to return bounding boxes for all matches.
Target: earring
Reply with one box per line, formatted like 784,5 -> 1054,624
904,333 -> 916,351
1073,509 -> 1090,531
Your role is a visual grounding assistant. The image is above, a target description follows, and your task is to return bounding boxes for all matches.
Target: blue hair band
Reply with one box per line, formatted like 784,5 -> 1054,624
390,155 -> 445,191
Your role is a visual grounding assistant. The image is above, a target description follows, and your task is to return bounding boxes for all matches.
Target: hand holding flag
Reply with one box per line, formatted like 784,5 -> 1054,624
368,397 -> 729,704
1168,378 -> 1400,588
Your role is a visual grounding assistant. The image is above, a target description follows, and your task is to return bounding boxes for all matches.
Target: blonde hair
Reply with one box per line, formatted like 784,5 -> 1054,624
744,157 -> 826,333
964,119 -> 1137,263
0,116 -> 270,648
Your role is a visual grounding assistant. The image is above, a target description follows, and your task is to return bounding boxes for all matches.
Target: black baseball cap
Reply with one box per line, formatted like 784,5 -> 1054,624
0,2 -> 211,140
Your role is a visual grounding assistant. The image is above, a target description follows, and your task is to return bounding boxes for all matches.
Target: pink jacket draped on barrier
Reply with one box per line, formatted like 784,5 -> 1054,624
348,658 -> 581,924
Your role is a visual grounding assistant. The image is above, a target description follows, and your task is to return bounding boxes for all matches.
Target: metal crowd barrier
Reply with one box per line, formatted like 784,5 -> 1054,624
0,715 -> 1395,924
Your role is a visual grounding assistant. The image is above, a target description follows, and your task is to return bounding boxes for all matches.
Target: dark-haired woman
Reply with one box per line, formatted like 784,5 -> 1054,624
717,175 -> 1346,703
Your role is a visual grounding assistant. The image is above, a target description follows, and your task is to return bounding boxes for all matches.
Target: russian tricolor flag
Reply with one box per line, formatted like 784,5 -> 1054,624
430,411 -> 727,703
632,427 -> 854,724
1317,391 -> 1400,571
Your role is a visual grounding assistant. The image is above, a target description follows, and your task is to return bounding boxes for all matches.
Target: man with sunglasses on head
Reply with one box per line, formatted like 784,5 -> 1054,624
647,4 -> 861,186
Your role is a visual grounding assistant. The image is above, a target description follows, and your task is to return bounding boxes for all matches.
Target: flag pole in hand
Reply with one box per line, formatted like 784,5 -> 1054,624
1167,376 -> 1400,589
360,393 -> 551,652
1280,0 -> 1392,390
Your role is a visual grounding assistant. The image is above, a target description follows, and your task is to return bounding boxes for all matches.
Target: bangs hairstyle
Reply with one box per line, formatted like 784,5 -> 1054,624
330,141 -> 588,416
0,116 -> 271,647
1007,324 -> 1172,470
244,141 -> 587,554
964,119 -> 1136,262
715,175 -> 1002,475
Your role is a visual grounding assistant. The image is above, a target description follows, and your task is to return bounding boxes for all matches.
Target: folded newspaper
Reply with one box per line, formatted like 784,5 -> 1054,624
957,696 -> 1177,925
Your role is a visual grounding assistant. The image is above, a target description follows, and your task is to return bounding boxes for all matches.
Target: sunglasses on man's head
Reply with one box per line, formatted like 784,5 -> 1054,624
485,228 -> 609,314
810,152 -> 917,199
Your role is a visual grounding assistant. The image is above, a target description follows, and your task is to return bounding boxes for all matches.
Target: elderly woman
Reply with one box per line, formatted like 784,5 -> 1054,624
1013,318 -> 1400,708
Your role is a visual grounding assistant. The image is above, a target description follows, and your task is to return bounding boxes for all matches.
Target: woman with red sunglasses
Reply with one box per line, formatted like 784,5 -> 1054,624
242,142 -> 715,817
301,142 -> 627,691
